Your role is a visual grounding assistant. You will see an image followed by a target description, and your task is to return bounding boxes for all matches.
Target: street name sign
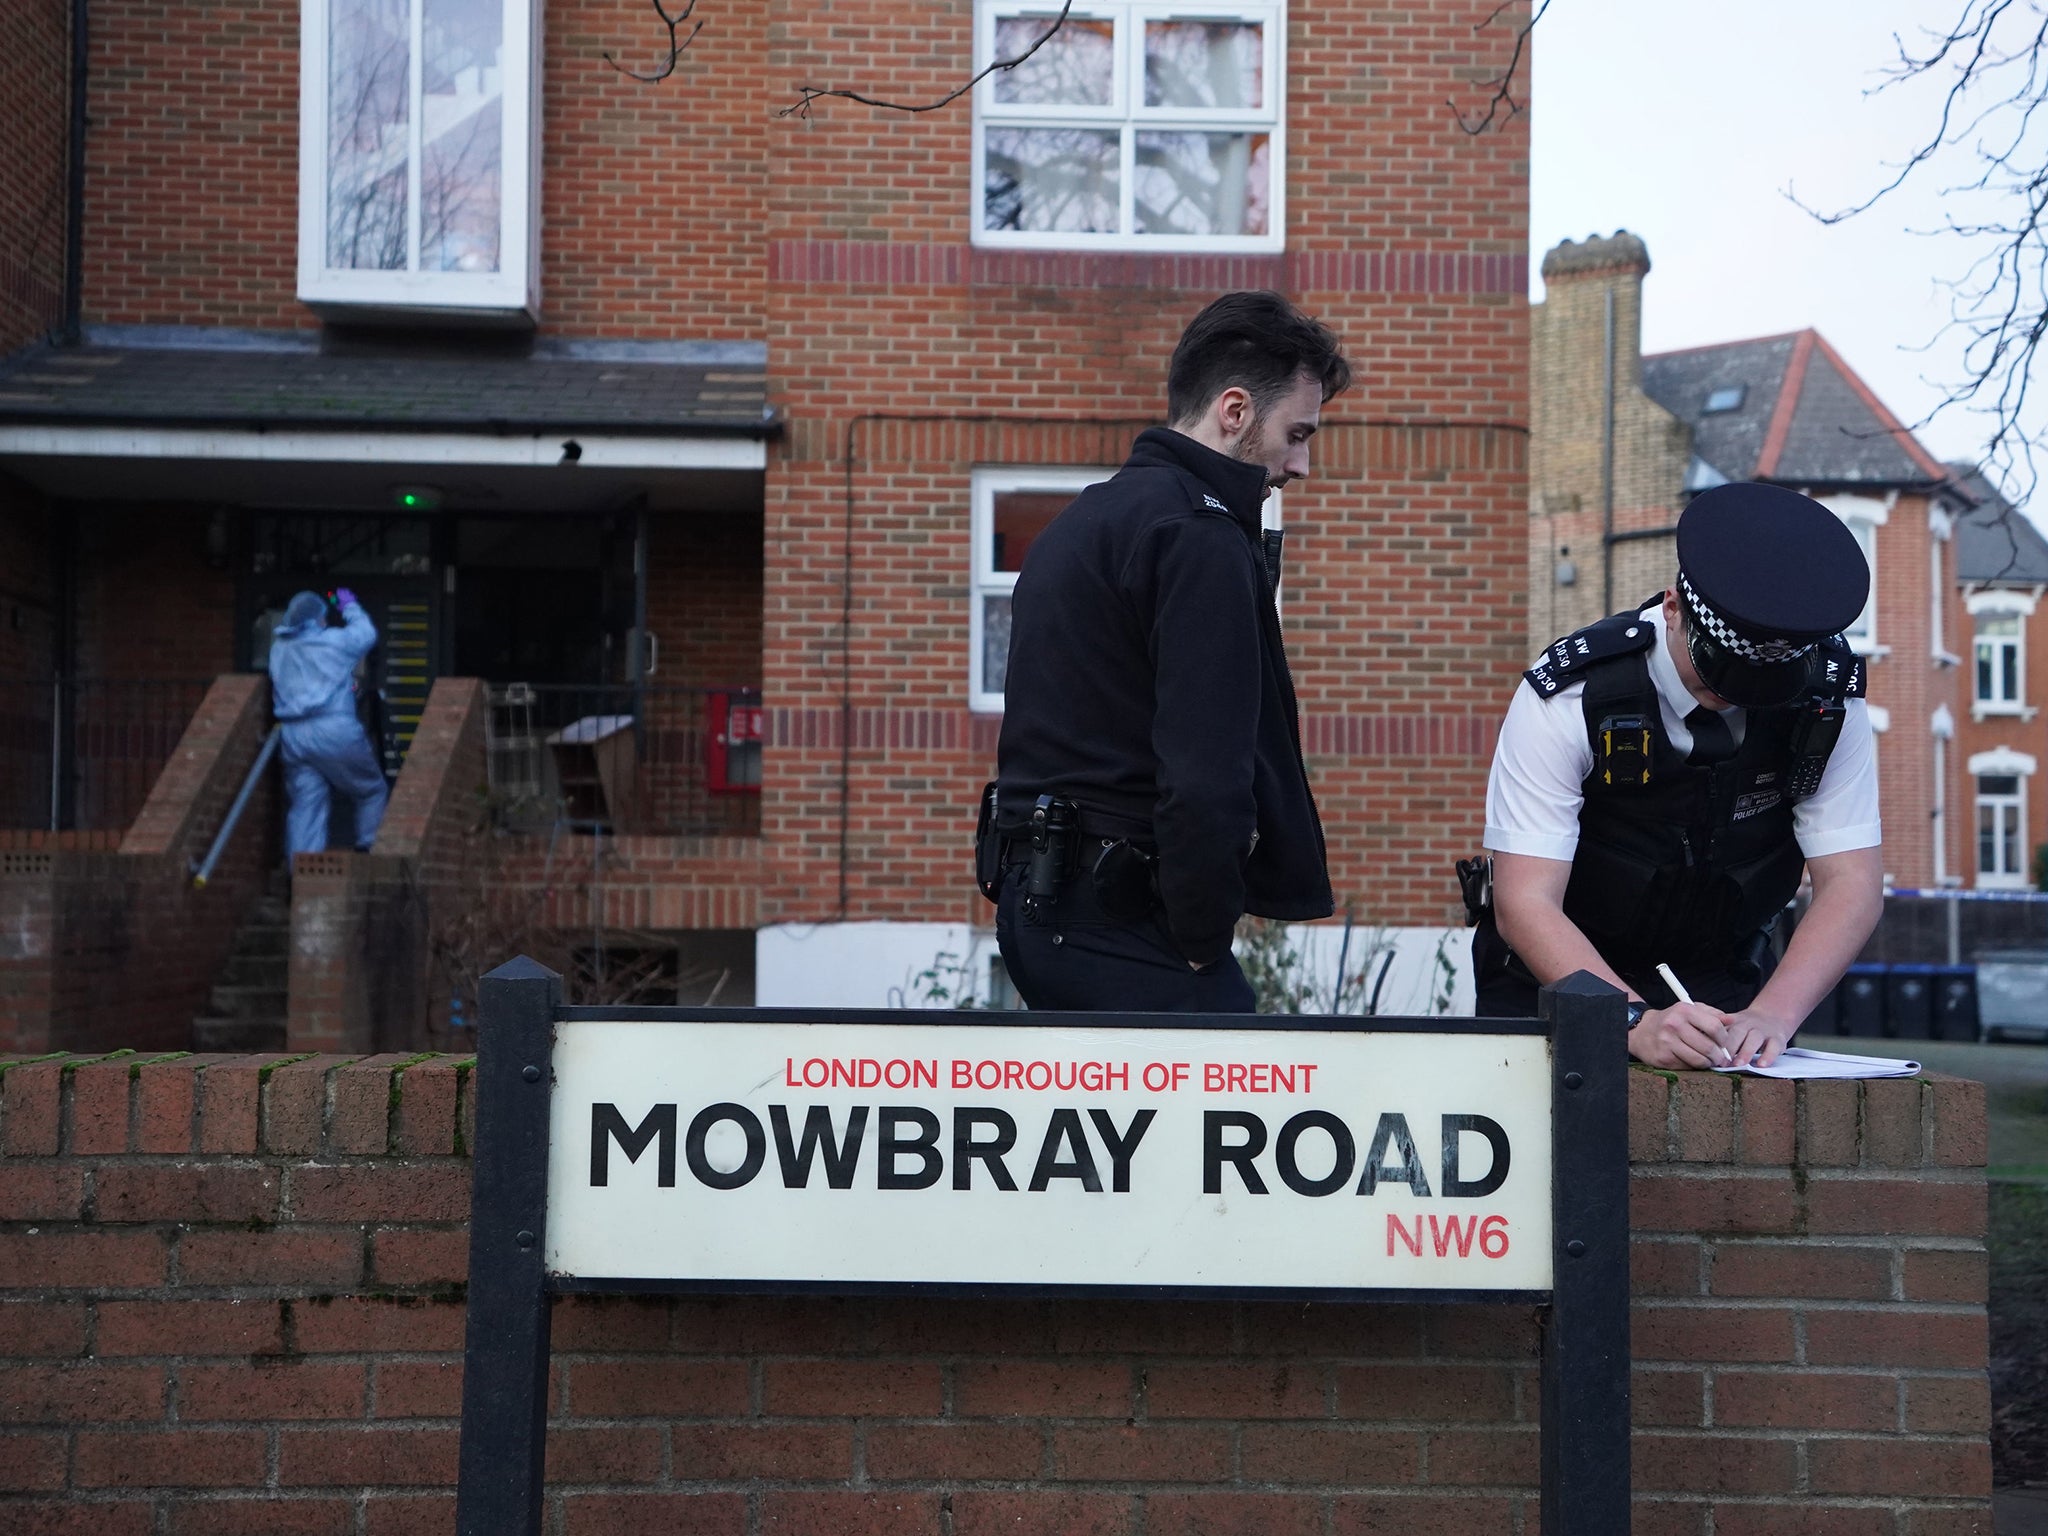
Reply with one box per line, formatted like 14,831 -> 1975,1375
455,960 -> 1631,1536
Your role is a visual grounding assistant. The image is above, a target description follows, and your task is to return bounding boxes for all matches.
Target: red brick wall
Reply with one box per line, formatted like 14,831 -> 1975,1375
648,511 -> 763,689
0,0 -> 68,355
74,507 -> 237,682
0,674 -> 278,1056
81,0 -> 304,331
0,1052 -> 1991,1530
541,0 -> 768,340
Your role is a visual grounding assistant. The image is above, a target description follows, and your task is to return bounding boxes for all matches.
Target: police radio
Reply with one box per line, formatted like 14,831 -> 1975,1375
1596,714 -> 1654,788
1024,794 -> 1078,911
1785,698 -> 1846,799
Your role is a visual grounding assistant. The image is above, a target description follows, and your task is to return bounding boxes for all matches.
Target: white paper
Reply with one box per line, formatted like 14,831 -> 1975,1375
1714,1046 -> 1921,1080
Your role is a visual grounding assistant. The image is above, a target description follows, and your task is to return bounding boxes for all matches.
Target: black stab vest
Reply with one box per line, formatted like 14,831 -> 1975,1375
1522,604 -> 1862,988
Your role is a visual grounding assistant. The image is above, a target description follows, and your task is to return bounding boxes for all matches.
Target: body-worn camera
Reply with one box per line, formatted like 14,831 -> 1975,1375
1597,713 -> 1654,788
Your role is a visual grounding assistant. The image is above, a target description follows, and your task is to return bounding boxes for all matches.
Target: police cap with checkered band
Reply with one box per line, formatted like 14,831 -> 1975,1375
1674,481 -> 1870,709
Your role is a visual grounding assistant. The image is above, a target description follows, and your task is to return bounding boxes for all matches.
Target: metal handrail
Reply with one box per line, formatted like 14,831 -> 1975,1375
192,725 -> 281,888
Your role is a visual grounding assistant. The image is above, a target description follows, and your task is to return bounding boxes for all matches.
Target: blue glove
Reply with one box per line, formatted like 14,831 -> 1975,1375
332,587 -> 358,611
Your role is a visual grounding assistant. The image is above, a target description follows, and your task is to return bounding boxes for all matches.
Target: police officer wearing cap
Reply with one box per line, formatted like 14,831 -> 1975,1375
1470,482 -> 1884,1070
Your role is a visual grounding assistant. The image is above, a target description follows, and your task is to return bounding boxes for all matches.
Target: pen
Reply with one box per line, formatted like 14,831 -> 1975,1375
1656,963 -> 1733,1066
1655,963 -> 1693,1005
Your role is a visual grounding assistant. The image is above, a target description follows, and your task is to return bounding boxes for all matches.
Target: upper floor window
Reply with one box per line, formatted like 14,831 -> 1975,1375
1968,590 -> 2037,719
1977,612 -> 2023,707
299,0 -> 540,322
973,3 -> 1285,252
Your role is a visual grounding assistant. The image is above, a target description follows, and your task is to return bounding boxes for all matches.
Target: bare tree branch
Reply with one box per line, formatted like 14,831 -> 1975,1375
1785,0 -> 2048,500
1795,3 -> 2018,221
604,0 -> 702,85
779,0 -> 1074,120
1452,0 -> 1552,136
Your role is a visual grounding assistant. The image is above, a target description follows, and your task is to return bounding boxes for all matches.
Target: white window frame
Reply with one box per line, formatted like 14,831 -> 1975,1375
297,0 -> 542,322
1975,611 -> 2027,715
1967,589 -> 2037,721
1971,747 -> 2037,888
971,467 -> 1115,712
971,1 -> 1286,253
1930,502 -> 1958,666
969,466 -> 1280,711
1817,492 -> 1890,657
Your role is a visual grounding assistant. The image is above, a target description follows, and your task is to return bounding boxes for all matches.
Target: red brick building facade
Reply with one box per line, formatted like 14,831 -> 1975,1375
0,0 -> 1531,1044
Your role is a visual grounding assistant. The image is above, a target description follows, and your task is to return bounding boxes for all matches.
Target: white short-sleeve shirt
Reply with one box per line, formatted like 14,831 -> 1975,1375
1484,605 -> 1882,864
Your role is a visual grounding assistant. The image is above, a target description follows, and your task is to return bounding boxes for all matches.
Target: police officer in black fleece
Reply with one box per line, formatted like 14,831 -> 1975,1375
989,291 -> 1351,1012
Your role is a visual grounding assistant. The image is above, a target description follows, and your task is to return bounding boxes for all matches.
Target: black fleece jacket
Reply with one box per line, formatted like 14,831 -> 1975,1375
994,428 -> 1334,966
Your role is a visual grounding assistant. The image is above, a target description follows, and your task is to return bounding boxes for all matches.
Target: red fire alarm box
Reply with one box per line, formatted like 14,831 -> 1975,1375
708,689 -> 763,793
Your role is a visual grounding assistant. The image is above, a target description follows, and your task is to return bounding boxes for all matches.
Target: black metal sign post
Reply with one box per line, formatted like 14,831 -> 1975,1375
455,957 -> 1631,1536
453,957 -> 559,1534
1540,971 -> 1633,1534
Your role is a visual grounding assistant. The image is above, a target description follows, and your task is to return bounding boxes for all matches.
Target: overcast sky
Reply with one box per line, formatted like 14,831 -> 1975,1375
1531,0 -> 2008,474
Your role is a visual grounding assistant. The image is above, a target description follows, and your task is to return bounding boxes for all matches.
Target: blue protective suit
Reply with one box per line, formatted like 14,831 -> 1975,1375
268,592 -> 389,859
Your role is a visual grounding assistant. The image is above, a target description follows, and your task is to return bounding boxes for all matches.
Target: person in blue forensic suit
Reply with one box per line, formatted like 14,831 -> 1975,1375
268,588 -> 388,859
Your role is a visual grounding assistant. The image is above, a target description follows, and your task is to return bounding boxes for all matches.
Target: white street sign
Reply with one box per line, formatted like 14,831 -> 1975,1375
545,1019 -> 1553,1294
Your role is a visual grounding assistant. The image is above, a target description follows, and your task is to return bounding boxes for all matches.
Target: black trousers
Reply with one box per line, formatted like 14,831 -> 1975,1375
995,864 -> 1257,1014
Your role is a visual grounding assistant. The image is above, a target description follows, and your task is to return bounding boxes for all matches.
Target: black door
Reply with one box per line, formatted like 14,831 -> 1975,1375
241,515 -> 442,776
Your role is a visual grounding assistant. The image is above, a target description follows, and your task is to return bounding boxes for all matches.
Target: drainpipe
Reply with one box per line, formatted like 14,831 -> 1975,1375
51,506 -> 78,829
62,0 -> 88,343
1599,284 -> 1616,616
1932,734 -> 1948,890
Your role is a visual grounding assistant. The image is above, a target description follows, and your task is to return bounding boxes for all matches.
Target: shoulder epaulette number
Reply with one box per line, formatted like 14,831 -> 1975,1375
1816,636 -> 1866,699
1524,611 -> 1658,698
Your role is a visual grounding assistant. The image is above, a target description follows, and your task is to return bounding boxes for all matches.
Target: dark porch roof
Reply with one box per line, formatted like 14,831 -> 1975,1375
0,327 -> 775,436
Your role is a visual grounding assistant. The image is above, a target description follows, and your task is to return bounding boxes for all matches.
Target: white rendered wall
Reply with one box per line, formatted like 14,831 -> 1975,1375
755,921 -> 1476,1016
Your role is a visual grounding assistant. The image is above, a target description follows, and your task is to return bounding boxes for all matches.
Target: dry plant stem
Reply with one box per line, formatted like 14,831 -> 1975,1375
1452,0 -> 1552,135
605,0 -> 702,84
781,0 -> 1074,119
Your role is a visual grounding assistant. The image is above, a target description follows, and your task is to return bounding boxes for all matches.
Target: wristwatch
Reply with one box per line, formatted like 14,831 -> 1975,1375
1625,1000 -> 1649,1030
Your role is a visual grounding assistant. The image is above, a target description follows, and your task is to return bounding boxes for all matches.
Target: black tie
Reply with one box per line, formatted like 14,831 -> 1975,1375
1686,706 -> 1737,767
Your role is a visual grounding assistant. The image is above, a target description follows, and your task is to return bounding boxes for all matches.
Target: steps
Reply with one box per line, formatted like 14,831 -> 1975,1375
192,871 -> 291,1052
